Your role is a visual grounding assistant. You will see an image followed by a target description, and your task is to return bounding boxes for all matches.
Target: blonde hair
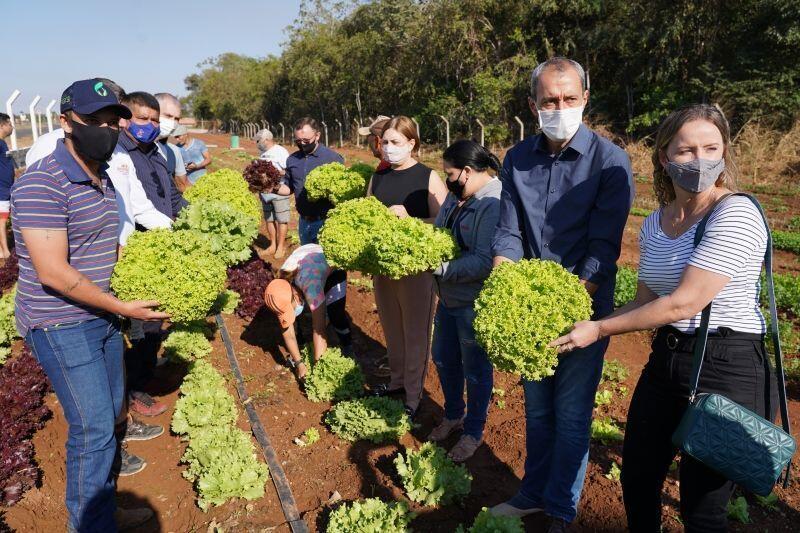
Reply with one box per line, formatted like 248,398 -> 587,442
652,104 -> 738,206
381,115 -> 420,156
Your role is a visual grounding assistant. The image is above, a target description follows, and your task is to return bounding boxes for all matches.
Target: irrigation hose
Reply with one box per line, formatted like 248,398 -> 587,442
215,314 -> 309,533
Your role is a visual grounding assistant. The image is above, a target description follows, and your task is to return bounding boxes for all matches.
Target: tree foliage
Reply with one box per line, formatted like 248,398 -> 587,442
184,0 -> 800,139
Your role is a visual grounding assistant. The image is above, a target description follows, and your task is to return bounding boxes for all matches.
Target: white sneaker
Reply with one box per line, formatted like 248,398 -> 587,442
489,501 -> 544,518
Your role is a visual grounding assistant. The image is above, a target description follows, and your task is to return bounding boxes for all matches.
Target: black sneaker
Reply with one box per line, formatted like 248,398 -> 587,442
113,448 -> 147,477
123,418 -> 164,442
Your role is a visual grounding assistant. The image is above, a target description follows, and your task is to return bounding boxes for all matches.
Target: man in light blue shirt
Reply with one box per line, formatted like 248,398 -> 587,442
175,127 -> 210,183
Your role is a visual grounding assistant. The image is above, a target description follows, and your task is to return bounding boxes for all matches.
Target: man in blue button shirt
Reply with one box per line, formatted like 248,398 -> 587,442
274,117 -> 344,244
490,58 -> 634,531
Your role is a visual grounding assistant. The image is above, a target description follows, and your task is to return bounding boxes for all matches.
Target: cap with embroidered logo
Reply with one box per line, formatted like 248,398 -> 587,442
60,79 -> 132,119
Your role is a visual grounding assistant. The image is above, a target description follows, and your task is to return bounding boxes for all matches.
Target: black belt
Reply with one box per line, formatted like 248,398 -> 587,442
300,214 -> 323,222
656,326 -> 763,352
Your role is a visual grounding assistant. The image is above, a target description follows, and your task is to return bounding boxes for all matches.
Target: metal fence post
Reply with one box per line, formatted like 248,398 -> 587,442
321,121 -> 329,146
411,117 -> 421,157
354,119 -> 361,147
45,100 -> 56,133
514,116 -> 524,142
475,119 -> 486,146
29,95 -> 41,143
438,115 -> 450,148
335,119 -> 343,147
279,122 -> 286,143
5,90 -> 19,150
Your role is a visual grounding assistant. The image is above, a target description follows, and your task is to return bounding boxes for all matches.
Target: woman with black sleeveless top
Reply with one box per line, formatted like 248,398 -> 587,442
367,115 -> 448,417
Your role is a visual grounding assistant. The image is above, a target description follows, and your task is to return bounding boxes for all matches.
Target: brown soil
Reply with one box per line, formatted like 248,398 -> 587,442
3,136 -> 799,532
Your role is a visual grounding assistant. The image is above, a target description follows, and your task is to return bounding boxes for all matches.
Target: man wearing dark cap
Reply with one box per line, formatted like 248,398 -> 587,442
10,79 -> 167,532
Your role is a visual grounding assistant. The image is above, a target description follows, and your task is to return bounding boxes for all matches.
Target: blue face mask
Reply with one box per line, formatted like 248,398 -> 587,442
294,302 -> 305,317
128,121 -> 160,144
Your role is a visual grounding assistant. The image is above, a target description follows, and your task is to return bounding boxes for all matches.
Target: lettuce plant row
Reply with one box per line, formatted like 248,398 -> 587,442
303,347 -> 365,403
394,442 -> 472,507
171,360 -> 269,510
0,346 -> 51,506
0,285 -> 19,365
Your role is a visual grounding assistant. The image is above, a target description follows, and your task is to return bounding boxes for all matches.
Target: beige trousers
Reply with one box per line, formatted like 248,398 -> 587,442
373,272 -> 436,410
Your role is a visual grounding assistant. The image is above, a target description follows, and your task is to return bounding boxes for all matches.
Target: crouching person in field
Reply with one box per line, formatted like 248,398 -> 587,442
264,244 -> 354,382
489,57 -> 633,531
429,140 -> 502,462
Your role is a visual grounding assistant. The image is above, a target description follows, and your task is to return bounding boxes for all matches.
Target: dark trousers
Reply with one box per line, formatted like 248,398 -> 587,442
297,269 -> 352,347
622,326 -> 778,533
124,320 -> 162,391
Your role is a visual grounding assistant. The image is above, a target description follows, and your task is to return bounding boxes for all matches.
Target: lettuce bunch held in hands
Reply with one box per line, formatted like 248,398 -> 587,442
242,158 -> 282,193
305,162 -> 367,204
394,442 -> 472,506
474,259 -> 592,380
303,347 -> 365,403
325,396 -> 411,443
184,168 -> 262,223
174,199 -> 259,265
327,498 -> 415,533
348,162 -> 376,183
319,197 -> 458,279
111,229 -> 227,324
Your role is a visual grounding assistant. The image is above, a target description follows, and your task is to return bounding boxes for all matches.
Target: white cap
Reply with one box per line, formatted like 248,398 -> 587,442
357,115 -> 391,137
255,128 -> 274,141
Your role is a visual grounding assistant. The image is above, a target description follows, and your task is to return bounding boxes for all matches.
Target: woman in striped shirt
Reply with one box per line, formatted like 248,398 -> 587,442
550,104 -> 778,531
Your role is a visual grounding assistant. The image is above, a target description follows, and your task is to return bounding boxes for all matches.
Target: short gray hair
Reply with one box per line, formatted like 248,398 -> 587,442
529,57 -> 587,101
154,92 -> 181,110
255,129 -> 273,142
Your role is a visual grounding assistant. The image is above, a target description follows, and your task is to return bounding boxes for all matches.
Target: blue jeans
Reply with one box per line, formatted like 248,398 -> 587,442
26,316 -> 124,533
431,304 -> 493,439
508,338 -> 609,522
299,217 -> 324,245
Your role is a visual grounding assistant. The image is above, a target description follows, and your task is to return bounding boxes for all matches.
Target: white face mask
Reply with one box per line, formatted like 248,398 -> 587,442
383,142 -> 413,165
158,117 -> 176,139
537,106 -> 584,142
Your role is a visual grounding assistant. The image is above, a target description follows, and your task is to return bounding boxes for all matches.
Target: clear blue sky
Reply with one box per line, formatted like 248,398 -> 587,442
2,0 -> 301,114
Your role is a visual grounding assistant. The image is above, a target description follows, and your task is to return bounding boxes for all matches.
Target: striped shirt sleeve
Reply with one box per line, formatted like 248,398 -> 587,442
688,197 -> 767,279
11,171 -> 68,229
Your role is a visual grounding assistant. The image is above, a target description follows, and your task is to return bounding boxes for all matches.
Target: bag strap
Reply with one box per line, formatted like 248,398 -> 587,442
687,192 -> 792,487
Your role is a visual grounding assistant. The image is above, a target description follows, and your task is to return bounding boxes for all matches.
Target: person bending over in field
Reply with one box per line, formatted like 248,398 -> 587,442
264,244 -> 354,381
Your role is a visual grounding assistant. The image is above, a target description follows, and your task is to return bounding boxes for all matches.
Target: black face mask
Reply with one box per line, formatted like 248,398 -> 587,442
69,121 -> 119,162
296,140 -> 316,154
446,169 -> 467,199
